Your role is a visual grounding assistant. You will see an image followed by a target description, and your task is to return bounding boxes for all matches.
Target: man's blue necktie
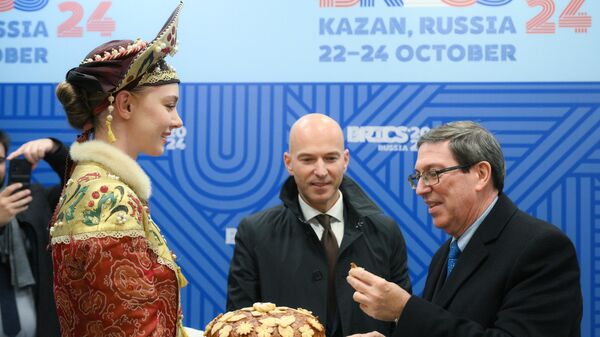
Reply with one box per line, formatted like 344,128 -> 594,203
446,240 -> 461,278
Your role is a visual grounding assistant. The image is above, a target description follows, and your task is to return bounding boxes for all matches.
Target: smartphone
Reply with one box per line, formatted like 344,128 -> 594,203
8,158 -> 32,192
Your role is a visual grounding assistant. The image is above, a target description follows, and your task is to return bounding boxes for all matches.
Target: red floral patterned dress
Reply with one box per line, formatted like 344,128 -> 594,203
50,141 -> 188,337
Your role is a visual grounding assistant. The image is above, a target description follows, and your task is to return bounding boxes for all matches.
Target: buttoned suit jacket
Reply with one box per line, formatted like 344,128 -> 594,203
395,194 -> 582,337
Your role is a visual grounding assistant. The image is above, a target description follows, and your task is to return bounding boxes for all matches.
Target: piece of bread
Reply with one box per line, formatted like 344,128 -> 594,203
204,303 -> 325,337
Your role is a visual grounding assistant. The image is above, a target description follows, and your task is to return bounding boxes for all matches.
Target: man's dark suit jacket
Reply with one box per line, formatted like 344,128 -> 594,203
395,194 -> 582,337
227,176 -> 412,337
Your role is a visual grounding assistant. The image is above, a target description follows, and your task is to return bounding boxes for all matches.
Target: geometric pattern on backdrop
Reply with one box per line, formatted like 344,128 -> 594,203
1,82 -> 599,336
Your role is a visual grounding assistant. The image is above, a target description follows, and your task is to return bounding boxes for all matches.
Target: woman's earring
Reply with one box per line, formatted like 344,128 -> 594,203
106,94 -> 117,143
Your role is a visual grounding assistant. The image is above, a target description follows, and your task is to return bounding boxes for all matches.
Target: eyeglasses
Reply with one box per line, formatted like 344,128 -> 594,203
407,164 -> 473,189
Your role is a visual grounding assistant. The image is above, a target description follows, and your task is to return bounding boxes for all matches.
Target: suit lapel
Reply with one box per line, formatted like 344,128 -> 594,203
432,194 -> 517,308
433,238 -> 488,307
423,240 -> 450,302
426,244 -> 449,302
338,206 -> 363,256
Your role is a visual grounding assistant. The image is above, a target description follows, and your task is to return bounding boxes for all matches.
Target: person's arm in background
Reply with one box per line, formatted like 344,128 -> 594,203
7,138 -> 68,208
0,138 -> 63,226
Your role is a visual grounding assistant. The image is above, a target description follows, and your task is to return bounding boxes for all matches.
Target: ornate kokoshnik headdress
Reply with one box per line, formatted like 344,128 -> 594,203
65,1 -> 183,142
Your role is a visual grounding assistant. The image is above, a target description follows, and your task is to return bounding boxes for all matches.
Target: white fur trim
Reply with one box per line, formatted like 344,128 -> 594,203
70,140 -> 151,200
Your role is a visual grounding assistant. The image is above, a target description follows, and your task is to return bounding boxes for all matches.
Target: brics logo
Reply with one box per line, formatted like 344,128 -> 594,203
0,0 -> 48,12
346,126 -> 431,152
319,0 -> 389,7
319,0 -> 513,7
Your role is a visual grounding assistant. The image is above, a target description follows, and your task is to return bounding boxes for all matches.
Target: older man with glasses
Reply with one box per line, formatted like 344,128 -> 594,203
347,121 -> 582,337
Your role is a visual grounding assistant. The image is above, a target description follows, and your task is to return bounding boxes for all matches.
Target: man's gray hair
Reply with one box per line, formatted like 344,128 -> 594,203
417,121 -> 505,193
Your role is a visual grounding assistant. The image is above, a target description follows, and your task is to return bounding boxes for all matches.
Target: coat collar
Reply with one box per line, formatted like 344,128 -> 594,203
432,194 -> 517,307
279,175 -> 382,220
70,140 -> 151,200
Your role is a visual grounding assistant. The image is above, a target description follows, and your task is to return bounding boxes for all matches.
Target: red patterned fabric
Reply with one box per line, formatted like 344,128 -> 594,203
52,235 -> 179,337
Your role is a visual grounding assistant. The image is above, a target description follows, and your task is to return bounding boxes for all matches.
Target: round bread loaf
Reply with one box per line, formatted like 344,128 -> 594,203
204,303 -> 325,337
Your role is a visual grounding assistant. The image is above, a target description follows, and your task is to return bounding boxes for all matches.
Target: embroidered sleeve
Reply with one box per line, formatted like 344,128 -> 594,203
51,171 -> 147,244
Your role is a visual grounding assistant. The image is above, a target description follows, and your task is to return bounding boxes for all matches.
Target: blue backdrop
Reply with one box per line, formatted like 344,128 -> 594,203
2,0 -> 600,335
2,82 -> 599,335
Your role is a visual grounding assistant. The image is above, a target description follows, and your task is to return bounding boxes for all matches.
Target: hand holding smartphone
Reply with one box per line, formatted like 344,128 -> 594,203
8,158 -> 32,192
0,158 -> 32,224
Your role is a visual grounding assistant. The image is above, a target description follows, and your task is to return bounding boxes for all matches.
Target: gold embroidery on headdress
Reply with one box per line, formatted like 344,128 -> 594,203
138,62 -> 179,86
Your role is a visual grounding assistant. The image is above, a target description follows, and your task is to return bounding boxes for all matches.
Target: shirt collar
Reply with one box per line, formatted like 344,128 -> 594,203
298,190 -> 344,223
454,195 -> 499,252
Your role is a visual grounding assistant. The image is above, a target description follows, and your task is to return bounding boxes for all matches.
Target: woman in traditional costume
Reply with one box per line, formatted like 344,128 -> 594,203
49,2 -> 189,336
